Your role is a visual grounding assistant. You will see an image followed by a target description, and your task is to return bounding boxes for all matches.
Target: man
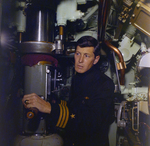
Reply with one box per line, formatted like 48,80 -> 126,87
22,36 -> 115,146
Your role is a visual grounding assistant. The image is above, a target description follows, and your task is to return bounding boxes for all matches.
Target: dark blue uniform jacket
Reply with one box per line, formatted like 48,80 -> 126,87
48,66 -> 115,146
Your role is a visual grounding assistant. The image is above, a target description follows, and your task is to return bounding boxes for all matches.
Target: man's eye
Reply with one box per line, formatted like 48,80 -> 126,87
85,54 -> 89,57
76,52 -> 80,55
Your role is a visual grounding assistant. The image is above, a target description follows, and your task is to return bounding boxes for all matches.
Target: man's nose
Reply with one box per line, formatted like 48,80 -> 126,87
79,55 -> 84,63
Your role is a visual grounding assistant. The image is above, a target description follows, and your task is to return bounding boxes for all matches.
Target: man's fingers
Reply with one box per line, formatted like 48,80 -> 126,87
22,93 -> 36,103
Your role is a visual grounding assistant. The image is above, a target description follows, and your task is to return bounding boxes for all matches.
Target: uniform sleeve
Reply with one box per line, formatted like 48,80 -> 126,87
47,100 -> 70,129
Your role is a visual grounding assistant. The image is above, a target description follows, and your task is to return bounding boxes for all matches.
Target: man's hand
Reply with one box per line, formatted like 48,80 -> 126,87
22,93 -> 51,114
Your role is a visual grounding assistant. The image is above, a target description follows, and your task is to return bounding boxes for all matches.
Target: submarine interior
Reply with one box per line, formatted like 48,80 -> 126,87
0,0 -> 150,145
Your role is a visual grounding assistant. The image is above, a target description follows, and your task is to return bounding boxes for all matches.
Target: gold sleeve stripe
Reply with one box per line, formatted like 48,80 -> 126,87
61,100 -> 67,106
64,101 -> 67,106
59,104 -> 66,127
56,104 -> 63,127
62,106 -> 69,128
56,102 -> 69,128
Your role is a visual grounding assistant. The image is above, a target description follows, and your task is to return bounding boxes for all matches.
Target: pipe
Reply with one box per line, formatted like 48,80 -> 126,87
59,26 -> 64,40
82,5 -> 98,21
19,32 -> 22,43
98,0 -> 111,41
117,101 -> 126,127
105,40 -> 125,85
97,0 -> 125,85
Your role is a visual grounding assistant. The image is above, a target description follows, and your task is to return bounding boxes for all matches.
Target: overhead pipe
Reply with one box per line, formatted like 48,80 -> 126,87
98,0 -> 111,42
98,0 -> 126,85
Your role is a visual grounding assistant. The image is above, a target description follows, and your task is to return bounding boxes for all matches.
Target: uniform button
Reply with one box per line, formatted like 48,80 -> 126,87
84,96 -> 89,99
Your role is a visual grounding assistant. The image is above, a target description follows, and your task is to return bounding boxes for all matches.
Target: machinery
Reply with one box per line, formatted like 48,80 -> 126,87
1,0 -> 150,145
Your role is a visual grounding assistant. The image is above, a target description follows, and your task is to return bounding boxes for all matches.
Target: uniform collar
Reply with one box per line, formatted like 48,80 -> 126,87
75,65 -> 96,77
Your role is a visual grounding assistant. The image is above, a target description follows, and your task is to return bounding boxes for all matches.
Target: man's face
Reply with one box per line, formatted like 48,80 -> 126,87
74,46 -> 100,73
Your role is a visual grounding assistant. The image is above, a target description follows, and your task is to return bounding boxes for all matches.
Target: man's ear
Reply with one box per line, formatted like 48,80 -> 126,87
93,55 -> 100,65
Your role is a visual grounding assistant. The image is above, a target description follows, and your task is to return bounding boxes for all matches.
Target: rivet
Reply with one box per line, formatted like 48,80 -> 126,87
132,14 -> 135,18
137,3 -> 140,8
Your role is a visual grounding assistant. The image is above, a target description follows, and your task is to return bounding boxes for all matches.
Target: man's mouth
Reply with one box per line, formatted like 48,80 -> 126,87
77,65 -> 83,69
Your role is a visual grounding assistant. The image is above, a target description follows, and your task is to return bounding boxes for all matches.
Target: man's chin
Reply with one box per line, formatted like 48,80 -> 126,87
75,68 -> 85,74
